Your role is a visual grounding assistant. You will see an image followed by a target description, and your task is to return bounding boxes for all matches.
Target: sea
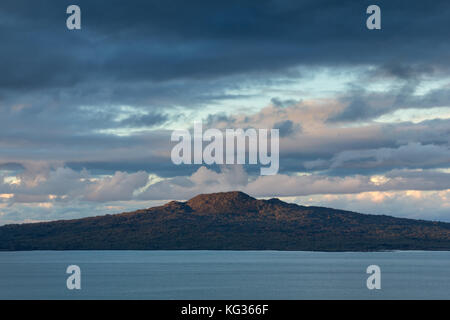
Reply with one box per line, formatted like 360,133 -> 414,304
0,250 -> 449,299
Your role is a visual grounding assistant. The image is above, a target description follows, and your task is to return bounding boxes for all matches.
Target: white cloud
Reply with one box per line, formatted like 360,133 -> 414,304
290,190 -> 450,222
138,165 -> 450,200
82,171 -> 149,202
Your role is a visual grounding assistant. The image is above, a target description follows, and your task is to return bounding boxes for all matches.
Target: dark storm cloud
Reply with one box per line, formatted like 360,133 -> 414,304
271,98 -> 300,108
277,117 -> 450,176
273,120 -> 301,137
1,0 -> 448,132
119,112 -> 168,127
328,84 -> 450,122
1,0 -> 450,92
1,0 -> 449,177
371,63 -> 438,80
327,96 -> 376,122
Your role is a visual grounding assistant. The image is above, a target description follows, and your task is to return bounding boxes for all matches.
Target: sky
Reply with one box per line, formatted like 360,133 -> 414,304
0,0 -> 449,224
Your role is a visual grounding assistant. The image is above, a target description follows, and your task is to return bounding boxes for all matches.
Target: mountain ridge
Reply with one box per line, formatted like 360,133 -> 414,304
1,191 -> 450,251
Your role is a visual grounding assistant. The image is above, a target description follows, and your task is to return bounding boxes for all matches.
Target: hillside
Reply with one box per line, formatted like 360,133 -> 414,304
1,191 -> 450,251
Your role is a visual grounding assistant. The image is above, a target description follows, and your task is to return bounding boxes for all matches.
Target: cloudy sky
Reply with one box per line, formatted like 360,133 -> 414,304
1,0 -> 450,224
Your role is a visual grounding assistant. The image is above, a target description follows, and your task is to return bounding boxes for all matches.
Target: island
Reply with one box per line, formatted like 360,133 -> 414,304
1,191 -> 450,251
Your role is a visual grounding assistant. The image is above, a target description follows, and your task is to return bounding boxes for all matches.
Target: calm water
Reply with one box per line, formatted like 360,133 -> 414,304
0,251 -> 449,299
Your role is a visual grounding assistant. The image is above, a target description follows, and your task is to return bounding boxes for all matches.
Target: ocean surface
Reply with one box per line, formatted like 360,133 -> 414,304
0,250 -> 449,299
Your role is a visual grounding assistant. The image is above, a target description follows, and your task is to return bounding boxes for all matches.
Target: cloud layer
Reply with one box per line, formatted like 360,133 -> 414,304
0,1 -> 449,224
